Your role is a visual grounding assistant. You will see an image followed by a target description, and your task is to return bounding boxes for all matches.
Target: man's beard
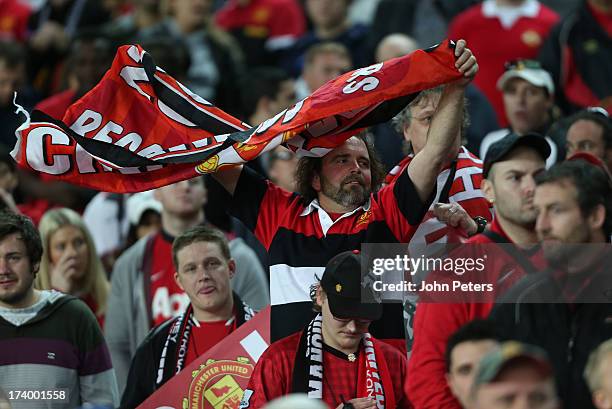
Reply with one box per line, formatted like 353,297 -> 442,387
540,225 -> 591,270
321,174 -> 371,209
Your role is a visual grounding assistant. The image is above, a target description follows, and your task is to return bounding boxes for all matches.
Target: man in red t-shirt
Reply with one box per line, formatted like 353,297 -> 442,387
120,225 -> 255,408
241,250 -> 410,409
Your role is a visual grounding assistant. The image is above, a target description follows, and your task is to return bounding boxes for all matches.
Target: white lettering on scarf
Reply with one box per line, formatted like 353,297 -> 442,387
363,335 -> 385,408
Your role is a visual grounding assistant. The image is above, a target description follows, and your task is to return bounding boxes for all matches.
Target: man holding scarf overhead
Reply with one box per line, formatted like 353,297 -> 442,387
240,250 -> 410,409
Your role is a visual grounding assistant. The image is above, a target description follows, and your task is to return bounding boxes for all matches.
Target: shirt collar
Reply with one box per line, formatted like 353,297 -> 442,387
482,0 -> 540,28
299,198 -> 372,217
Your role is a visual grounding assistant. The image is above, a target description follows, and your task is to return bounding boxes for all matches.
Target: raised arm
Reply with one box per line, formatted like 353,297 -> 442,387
212,165 -> 244,196
408,39 -> 478,202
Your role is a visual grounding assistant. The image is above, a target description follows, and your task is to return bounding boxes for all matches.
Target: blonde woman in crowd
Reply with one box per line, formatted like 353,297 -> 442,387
35,208 -> 110,328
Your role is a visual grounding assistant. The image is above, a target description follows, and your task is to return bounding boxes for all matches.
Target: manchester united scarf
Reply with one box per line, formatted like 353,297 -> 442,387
11,41 -> 462,193
291,314 -> 396,408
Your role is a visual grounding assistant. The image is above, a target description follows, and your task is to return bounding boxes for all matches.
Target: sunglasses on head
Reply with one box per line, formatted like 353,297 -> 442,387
504,59 -> 542,71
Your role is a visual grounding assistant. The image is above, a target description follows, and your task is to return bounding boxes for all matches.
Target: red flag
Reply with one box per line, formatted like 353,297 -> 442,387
139,307 -> 271,409
11,41 -> 462,193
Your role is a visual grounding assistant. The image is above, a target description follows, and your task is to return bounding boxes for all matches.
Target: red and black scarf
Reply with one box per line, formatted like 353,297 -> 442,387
12,41 -> 462,193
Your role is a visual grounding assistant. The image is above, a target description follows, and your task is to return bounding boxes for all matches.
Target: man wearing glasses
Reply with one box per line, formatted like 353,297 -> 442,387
240,250 -> 410,409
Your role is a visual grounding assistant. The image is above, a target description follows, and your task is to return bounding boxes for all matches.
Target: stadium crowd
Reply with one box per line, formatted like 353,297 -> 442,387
0,0 -> 611,408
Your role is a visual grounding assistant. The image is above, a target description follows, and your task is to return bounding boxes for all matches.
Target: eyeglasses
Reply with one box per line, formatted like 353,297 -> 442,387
332,315 -> 372,326
269,150 -> 295,162
504,59 -> 543,71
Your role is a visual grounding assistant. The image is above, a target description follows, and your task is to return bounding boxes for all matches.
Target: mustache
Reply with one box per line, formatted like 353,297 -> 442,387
341,175 -> 366,186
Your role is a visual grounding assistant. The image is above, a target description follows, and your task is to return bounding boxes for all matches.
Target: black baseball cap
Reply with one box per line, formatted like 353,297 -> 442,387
483,132 -> 551,178
320,250 -> 382,321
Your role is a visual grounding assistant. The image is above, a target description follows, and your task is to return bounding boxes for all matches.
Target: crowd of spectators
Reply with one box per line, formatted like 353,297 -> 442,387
0,0 -> 612,408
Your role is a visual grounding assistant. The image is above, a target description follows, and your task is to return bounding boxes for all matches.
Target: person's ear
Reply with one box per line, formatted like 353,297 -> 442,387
312,173 -> 321,192
174,271 -> 185,291
315,285 -> 324,306
481,178 -> 496,205
32,262 -> 40,276
227,259 -> 236,279
588,204 -> 606,232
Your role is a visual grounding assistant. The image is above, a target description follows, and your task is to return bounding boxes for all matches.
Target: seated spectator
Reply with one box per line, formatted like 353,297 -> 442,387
0,0 -> 31,42
106,178 -> 269,394
241,250 -> 411,408
294,42 -> 352,101
490,159 -> 612,408
565,107 -> 612,171
0,211 -> 119,408
538,0 -> 612,114
284,0 -> 368,76
120,225 -> 256,408
449,0 -> 559,125
0,40 -> 39,151
101,0 -> 163,46
585,339 -> 612,409
82,192 -> 129,273
35,33 -> 114,120
0,148 -> 19,215
35,208 -> 110,328
27,0 -> 111,96
467,341 -> 560,409
125,191 -> 162,248
240,67 -> 295,126
215,0 -> 306,67
147,0 -> 245,114
267,147 -> 298,192
480,60 -> 558,167
446,320 -> 500,408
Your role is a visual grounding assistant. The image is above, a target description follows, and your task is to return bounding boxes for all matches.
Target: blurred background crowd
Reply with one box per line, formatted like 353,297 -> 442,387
1,0 -> 612,408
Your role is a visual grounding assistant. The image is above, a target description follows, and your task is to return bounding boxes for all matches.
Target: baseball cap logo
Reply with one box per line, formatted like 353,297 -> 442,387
336,284 -> 342,293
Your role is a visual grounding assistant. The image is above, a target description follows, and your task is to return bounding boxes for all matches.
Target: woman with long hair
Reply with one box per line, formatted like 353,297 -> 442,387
35,208 -> 110,328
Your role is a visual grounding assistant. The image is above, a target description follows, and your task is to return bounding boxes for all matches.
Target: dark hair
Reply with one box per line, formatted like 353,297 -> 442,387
0,211 -> 43,267
0,40 -> 25,69
309,278 -> 323,312
445,319 -> 499,373
240,67 -> 291,120
535,160 -> 612,237
295,132 -> 386,204
172,225 -> 231,270
140,37 -> 191,81
565,109 -> 612,150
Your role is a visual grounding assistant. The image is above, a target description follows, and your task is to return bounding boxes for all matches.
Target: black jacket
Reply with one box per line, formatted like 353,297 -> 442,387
490,255 -> 612,409
120,293 -> 253,408
538,1 -> 612,114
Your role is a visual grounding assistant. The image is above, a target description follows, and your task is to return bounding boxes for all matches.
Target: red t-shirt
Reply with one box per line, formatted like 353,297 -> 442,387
185,318 -> 237,366
0,0 -> 31,42
149,232 -> 189,326
215,0 -> 305,41
448,2 -> 559,126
